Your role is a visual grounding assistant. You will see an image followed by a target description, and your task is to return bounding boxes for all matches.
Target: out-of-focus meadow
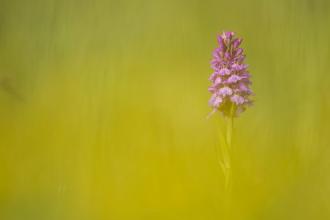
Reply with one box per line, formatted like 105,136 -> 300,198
1,0 -> 330,219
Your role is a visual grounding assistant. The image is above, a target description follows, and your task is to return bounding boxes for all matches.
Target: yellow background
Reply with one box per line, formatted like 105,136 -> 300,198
1,0 -> 330,219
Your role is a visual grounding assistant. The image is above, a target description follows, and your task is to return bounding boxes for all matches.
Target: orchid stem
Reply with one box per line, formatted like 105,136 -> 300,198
224,116 -> 233,192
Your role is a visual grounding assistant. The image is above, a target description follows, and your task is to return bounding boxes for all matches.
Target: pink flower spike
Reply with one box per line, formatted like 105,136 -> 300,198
208,31 -> 254,117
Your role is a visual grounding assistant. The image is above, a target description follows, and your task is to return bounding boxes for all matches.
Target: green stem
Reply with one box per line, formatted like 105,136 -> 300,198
224,116 -> 233,192
214,106 -> 236,218
222,104 -> 235,219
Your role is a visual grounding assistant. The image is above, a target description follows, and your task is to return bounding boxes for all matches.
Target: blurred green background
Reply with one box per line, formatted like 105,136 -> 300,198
1,0 -> 330,219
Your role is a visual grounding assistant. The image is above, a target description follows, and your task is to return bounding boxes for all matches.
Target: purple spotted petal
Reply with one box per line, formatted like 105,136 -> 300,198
232,38 -> 242,49
226,74 -> 241,84
209,94 -> 223,108
214,77 -> 222,86
230,94 -> 245,105
218,87 -> 233,96
219,68 -> 231,76
223,31 -> 234,40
